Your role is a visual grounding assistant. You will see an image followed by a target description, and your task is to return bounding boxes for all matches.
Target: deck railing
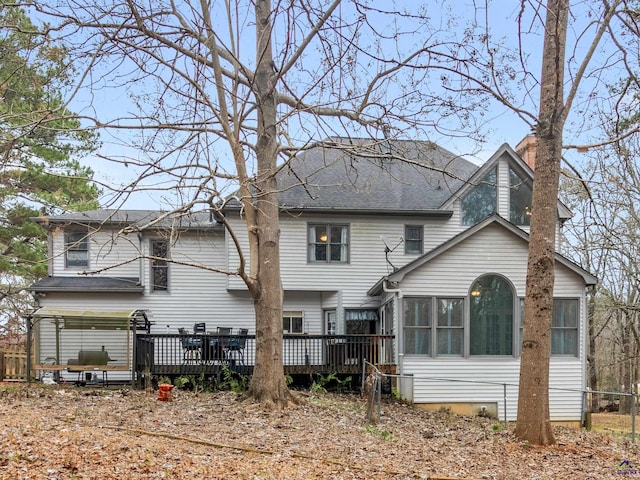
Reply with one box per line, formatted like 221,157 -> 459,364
134,333 -> 395,378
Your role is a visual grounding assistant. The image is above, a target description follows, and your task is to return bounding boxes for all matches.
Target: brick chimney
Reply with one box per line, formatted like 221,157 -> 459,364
515,134 -> 537,170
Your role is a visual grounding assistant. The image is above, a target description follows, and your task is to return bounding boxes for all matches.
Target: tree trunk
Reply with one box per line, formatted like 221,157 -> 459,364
620,322 -> 632,414
587,293 -> 599,413
514,0 -> 568,445
244,0 -> 296,407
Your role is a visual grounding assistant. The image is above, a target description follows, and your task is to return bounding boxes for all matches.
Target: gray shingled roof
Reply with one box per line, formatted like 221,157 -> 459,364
29,276 -> 144,293
273,138 -> 478,212
40,139 -> 478,223
35,209 -> 221,230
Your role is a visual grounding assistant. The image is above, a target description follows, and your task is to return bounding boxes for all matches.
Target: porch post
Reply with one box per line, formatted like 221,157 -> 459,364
26,315 -> 32,384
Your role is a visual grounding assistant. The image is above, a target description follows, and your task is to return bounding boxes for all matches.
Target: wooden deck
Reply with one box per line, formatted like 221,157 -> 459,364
134,333 -> 396,380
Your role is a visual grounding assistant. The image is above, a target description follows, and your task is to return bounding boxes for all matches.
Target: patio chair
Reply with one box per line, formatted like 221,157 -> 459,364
228,328 -> 248,365
178,327 -> 202,363
193,322 -> 206,334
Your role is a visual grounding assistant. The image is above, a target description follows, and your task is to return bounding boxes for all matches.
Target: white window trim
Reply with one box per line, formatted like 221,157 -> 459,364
283,310 -> 304,334
64,229 -> 89,269
150,239 -> 170,293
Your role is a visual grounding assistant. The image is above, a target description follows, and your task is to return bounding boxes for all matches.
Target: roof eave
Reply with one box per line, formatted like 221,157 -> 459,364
29,285 -> 145,294
223,205 -> 454,218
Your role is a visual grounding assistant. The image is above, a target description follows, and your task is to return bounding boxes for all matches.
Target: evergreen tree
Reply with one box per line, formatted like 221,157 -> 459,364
0,7 -> 100,333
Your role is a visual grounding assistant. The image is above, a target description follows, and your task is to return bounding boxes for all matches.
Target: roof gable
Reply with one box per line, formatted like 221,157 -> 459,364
368,213 -> 597,295
441,143 -> 572,219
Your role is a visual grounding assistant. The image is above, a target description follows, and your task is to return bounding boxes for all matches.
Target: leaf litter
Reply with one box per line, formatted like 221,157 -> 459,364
0,385 -> 637,479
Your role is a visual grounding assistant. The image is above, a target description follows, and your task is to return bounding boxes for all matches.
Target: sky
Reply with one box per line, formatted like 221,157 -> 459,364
55,0 -> 619,211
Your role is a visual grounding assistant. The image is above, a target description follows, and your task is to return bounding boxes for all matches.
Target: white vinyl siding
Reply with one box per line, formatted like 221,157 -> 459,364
396,223 -> 588,421
52,228 -> 142,277
405,357 -> 584,421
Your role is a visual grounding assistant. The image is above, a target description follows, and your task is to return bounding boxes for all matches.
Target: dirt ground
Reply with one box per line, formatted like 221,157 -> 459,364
0,384 -> 638,479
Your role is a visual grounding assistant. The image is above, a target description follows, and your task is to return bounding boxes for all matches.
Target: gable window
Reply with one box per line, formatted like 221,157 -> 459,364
470,275 -> 514,356
461,167 -> 497,226
404,298 -> 432,355
65,230 -> 89,268
308,224 -> 349,263
552,299 -> 578,356
509,167 -> 533,226
436,298 -> 464,355
150,240 -> 169,292
404,225 -> 424,254
283,311 -> 303,334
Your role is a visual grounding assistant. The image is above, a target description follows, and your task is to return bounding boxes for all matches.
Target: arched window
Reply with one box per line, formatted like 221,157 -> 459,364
469,275 -> 514,355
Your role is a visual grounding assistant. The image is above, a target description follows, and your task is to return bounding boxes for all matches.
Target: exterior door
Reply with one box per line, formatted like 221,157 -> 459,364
325,310 -> 336,335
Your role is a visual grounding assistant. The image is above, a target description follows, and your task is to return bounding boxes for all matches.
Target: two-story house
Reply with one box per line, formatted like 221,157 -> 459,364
29,136 -> 596,423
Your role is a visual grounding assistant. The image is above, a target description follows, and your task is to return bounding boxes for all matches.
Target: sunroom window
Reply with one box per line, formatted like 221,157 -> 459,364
519,298 -> 579,356
461,167 -> 497,226
552,299 -> 578,355
436,298 -> 464,355
469,275 -> 514,356
404,298 -> 432,355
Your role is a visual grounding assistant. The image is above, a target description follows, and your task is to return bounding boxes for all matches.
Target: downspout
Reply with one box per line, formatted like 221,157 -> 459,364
137,232 -> 144,288
383,279 -> 403,376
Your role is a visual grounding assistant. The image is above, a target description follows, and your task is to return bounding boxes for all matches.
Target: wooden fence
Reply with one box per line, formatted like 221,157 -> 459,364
0,347 -> 28,381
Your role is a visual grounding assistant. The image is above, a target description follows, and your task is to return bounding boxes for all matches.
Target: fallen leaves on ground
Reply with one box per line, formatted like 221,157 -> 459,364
0,385 -> 637,479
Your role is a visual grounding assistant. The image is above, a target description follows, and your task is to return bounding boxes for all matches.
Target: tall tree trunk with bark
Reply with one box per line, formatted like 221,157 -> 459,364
244,0 -> 296,407
515,0 -> 568,445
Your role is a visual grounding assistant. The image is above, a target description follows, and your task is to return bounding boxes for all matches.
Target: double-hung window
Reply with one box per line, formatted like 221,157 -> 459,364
404,225 -> 424,254
283,311 -> 303,334
404,298 -> 432,355
520,298 -> 579,356
65,229 -> 89,268
308,224 -> 349,263
404,297 -> 463,356
150,240 -> 169,292
551,299 -> 579,356
436,298 -> 464,355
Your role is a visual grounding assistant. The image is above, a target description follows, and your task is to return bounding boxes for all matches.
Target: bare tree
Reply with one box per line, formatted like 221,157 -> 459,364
27,0 -> 492,406
563,134 -> 640,411
512,0 -> 570,445
434,0 -> 634,444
